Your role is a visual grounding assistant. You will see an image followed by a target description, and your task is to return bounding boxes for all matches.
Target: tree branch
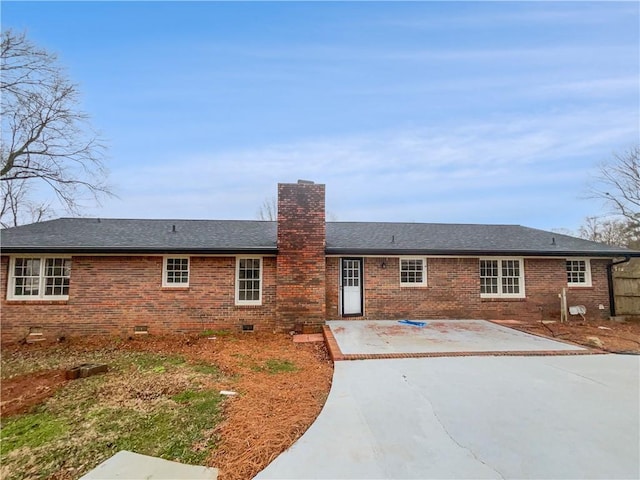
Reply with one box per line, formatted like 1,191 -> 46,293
1,29 -> 112,226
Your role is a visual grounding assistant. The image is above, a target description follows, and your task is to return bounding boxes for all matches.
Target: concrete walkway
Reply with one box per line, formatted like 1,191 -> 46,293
80,451 -> 218,479
326,319 -> 585,356
256,354 -> 640,479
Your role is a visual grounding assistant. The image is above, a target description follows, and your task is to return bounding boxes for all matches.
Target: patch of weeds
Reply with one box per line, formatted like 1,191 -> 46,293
172,389 -> 221,409
231,353 -> 250,359
112,388 -> 223,464
172,389 -> 201,403
100,408 -> 176,452
199,329 -> 232,337
254,359 -> 298,374
230,352 -> 252,366
0,411 -> 68,455
191,363 -> 221,376
231,354 -> 298,374
1,346 -> 121,379
1,353 -> 59,379
129,352 -> 185,371
160,397 -> 221,463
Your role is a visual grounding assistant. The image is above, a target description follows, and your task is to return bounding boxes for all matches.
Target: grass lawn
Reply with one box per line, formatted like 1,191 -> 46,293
1,350 -> 224,479
0,333 -> 333,480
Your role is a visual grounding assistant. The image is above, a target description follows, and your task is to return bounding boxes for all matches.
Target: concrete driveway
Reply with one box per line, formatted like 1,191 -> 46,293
257,330 -> 639,479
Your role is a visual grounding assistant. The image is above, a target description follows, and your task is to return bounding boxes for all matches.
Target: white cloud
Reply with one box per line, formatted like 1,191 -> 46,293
101,105 -> 637,231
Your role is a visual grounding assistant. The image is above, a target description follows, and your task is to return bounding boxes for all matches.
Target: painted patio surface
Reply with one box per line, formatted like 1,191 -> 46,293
326,319 -> 584,355
256,354 -> 640,479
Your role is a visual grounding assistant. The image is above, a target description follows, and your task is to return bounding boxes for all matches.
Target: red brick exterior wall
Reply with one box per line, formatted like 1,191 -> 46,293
1,255 -> 276,343
276,182 -> 326,330
326,257 -> 611,322
1,251 -> 613,344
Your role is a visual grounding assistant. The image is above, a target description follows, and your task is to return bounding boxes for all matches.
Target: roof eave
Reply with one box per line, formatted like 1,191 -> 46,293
3,246 -> 638,258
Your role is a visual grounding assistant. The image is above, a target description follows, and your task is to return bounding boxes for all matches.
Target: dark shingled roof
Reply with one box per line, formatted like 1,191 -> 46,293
325,222 -> 638,257
0,218 -> 278,254
1,218 -> 638,257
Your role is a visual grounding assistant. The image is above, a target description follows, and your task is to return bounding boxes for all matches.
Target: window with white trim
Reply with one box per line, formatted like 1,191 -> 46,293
8,257 -> 71,300
236,257 -> 262,305
566,259 -> 592,287
479,258 -> 525,298
163,257 -> 189,287
400,258 -> 427,286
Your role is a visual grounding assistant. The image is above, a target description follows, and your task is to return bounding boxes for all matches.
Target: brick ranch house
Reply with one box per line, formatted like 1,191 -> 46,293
1,181 -> 639,343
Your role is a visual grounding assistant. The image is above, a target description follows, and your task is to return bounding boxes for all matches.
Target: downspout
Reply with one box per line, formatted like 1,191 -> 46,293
607,256 -> 631,317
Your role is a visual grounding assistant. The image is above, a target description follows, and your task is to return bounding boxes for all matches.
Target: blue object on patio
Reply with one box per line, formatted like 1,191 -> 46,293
398,320 -> 427,327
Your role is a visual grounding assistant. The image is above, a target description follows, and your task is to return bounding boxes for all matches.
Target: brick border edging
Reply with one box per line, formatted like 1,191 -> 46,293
322,325 -> 605,362
322,325 -> 345,361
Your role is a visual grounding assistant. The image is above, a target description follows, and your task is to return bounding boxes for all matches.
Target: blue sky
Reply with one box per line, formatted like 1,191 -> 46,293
3,1 -> 639,231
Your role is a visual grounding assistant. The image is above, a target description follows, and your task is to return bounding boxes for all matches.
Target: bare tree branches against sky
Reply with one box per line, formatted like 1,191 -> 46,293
3,1 -> 638,230
590,146 -> 640,225
0,30 -> 109,227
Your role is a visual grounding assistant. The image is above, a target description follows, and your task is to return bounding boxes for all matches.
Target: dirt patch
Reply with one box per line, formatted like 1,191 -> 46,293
0,333 -> 333,480
1,369 -> 68,418
511,320 -> 640,354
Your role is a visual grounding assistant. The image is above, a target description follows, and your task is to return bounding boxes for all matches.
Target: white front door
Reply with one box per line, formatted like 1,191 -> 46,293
341,258 -> 363,316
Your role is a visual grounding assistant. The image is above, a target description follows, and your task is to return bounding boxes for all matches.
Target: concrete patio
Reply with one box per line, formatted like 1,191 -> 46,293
326,319 -> 586,357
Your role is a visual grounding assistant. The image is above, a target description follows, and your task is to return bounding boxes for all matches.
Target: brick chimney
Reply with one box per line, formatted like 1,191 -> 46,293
276,181 -> 326,331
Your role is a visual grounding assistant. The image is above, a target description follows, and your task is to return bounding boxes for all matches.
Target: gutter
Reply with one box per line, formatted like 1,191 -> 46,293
607,256 -> 632,317
0,247 -> 278,255
324,248 -> 640,258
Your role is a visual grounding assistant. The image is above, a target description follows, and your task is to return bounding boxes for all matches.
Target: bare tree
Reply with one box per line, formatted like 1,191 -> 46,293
577,216 -> 637,247
256,195 -> 338,222
591,146 -> 640,227
257,196 -> 277,221
0,179 -> 52,228
1,30 -> 110,227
